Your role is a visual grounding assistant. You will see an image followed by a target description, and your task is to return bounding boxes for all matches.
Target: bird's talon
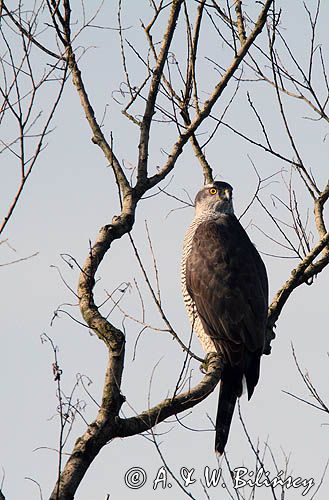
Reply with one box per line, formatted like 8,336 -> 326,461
200,352 -> 217,373
200,361 -> 207,374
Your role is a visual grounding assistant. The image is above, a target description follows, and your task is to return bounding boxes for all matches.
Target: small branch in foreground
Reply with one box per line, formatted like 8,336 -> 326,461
117,353 -> 222,437
49,353 -> 222,499
268,222 -> 329,332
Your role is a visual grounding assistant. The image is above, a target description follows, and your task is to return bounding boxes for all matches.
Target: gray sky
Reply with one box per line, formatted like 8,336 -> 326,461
1,1 -> 328,499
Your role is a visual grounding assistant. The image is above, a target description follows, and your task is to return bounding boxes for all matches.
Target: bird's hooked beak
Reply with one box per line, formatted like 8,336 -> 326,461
222,188 -> 232,201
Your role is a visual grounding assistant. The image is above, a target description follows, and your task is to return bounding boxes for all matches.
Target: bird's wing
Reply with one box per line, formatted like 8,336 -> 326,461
186,215 -> 268,367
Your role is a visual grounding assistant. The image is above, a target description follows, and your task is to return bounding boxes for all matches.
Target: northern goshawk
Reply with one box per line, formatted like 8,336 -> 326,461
181,181 -> 268,454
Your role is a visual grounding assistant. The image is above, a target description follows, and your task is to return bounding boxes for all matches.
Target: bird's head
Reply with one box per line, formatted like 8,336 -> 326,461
194,181 -> 234,217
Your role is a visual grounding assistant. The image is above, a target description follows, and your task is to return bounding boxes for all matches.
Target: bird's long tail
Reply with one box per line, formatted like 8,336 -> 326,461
215,380 -> 237,455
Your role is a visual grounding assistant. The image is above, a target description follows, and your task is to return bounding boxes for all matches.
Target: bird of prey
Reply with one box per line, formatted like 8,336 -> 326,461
181,181 -> 268,454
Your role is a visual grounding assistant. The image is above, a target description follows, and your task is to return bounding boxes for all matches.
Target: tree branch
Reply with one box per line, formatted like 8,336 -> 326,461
145,0 -> 274,191
137,0 -> 184,185
234,0 -> 246,46
1,3 -> 61,60
52,0 -> 131,198
119,354 -> 222,437
268,224 -> 329,331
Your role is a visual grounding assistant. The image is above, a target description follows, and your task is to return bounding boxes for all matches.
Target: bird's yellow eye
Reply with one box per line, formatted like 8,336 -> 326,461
209,187 -> 217,195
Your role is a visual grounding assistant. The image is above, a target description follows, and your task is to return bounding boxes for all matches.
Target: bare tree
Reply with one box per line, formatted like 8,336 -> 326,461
1,1 -> 328,499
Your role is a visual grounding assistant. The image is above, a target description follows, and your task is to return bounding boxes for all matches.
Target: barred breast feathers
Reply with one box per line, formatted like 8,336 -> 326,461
181,212 -> 217,354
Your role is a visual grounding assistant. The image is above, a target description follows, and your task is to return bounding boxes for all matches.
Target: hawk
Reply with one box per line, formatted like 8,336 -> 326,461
181,181 -> 268,454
